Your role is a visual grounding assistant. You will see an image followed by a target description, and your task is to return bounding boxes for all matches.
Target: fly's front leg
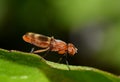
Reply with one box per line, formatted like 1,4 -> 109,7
33,47 -> 50,53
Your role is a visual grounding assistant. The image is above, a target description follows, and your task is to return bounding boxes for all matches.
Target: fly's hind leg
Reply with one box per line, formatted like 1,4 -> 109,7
33,47 -> 50,53
30,47 -> 35,53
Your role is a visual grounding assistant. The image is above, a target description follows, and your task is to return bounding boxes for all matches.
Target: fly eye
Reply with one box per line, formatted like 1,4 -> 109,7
67,43 -> 77,56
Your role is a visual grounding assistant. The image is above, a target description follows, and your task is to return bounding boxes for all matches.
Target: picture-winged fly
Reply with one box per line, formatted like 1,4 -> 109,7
23,32 -> 78,70
23,32 -> 77,55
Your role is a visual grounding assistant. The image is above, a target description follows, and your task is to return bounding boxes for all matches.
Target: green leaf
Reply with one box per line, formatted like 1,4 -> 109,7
0,49 -> 119,82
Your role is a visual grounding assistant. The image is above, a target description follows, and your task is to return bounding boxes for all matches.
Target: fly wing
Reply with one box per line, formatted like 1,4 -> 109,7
23,32 -> 51,48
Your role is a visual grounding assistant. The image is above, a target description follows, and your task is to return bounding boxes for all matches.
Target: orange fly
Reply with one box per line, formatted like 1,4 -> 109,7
23,32 -> 78,70
23,32 -> 77,56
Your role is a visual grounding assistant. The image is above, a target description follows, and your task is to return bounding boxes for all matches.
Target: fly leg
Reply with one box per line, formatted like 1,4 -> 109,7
58,55 -> 64,63
65,53 -> 70,70
33,47 -> 50,53
58,53 -> 70,71
30,47 -> 35,53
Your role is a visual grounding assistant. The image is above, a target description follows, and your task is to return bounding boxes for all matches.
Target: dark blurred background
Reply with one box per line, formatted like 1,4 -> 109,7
1,0 -> 120,75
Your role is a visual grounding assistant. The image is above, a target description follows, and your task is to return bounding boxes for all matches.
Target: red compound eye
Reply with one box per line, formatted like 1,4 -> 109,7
68,43 -> 77,56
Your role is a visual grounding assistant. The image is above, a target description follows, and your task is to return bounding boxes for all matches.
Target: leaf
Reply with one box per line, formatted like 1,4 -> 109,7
0,49 -> 119,82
